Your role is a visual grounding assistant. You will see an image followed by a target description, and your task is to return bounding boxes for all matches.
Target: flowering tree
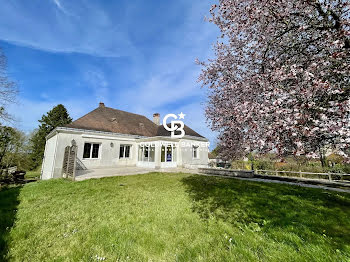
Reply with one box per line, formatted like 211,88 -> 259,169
198,0 -> 350,166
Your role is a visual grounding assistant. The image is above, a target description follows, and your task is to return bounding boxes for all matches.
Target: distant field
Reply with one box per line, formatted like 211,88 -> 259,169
1,173 -> 350,261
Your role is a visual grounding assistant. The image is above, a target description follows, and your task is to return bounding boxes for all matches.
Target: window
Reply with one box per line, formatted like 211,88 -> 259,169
139,145 -> 155,162
149,146 -> 155,162
92,144 -> 99,158
120,145 -> 125,158
125,145 -> 130,158
83,143 -> 91,158
83,143 -> 100,159
144,146 -> 149,158
161,146 -> 165,162
120,145 -> 131,159
166,146 -> 172,162
161,145 -> 176,162
192,146 -> 199,159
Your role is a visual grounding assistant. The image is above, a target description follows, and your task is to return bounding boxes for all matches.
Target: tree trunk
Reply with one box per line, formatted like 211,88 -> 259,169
0,149 -> 6,167
319,148 -> 327,168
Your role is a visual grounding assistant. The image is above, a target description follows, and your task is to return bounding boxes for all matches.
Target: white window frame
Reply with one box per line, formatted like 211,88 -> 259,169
119,144 -> 132,159
139,145 -> 155,162
192,146 -> 199,159
83,142 -> 101,159
161,144 -> 176,162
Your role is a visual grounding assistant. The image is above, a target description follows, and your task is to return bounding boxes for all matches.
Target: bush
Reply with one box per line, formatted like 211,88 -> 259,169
327,153 -> 345,164
254,160 -> 274,170
343,164 -> 350,174
230,154 -> 350,174
231,160 -> 251,170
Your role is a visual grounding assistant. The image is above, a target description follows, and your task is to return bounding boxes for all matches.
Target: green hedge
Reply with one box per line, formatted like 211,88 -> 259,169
231,158 -> 350,174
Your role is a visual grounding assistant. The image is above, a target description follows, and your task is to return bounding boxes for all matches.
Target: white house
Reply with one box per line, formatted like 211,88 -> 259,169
41,103 -> 209,179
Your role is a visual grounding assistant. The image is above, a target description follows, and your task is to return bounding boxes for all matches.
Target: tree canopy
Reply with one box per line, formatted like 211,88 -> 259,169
198,0 -> 350,165
0,125 -> 30,172
30,104 -> 72,169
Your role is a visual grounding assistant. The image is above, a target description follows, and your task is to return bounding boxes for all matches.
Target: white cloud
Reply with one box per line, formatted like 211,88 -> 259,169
3,0 -> 220,146
52,0 -> 70,16
53,0 -> 63,10
82,67 -> 110,103
0,0 -> 137,57
110,1 -> 218,146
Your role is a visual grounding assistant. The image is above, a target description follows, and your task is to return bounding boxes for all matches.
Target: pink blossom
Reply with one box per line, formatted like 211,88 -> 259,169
198,0 -> 350,162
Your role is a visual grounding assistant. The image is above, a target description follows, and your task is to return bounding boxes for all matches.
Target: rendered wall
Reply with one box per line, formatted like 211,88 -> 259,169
41,134 -> 58,180
46,131 -> 138,179
42,130 -> 210,180
179,138 -> 209,168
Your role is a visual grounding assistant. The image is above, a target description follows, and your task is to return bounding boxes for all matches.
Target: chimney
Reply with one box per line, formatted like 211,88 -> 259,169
153,113 -> 160,125
99,102 -> 105,108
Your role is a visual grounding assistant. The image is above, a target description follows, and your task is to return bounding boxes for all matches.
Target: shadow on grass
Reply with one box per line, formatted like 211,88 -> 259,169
182,175 -> 350,249
0,186 -> 21,260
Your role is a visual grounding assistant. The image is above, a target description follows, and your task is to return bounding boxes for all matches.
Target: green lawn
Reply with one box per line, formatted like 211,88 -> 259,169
1,173 -> 350,261
24,170 -> 41,180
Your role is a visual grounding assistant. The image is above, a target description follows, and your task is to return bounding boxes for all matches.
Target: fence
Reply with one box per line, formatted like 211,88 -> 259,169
255,169 -> 350,182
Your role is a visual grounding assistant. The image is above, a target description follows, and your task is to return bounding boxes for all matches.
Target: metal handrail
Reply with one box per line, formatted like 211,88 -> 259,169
76,157 -> 87,170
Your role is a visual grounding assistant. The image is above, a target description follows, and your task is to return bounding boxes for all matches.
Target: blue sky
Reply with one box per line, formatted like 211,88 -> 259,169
0,0 -> 219,148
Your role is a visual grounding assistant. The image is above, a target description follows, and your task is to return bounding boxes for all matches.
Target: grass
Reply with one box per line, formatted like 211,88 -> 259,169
0,172 -> 350,261
0,186 -> 20,260
24,170 -> 40,180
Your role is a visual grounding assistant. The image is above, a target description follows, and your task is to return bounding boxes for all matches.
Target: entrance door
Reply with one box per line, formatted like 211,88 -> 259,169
161,144 -> 177,168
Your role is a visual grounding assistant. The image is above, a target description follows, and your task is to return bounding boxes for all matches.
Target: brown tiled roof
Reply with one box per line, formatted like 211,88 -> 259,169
65,105 -> 158,137
64,104 -> 205,139
156,124 -> 205,138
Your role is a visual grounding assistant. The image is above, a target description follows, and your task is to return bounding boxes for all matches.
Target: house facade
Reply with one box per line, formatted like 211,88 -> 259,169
41,103 -> 209,179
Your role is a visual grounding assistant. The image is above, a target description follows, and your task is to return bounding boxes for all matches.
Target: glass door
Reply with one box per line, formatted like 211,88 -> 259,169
161,144 -> 177,168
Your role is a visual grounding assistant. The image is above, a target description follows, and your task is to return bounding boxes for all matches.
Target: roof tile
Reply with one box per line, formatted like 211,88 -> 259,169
65,106 -> 205,138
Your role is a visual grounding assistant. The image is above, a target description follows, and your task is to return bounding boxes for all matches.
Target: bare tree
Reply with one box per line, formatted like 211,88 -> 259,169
0,48 -> 18,122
